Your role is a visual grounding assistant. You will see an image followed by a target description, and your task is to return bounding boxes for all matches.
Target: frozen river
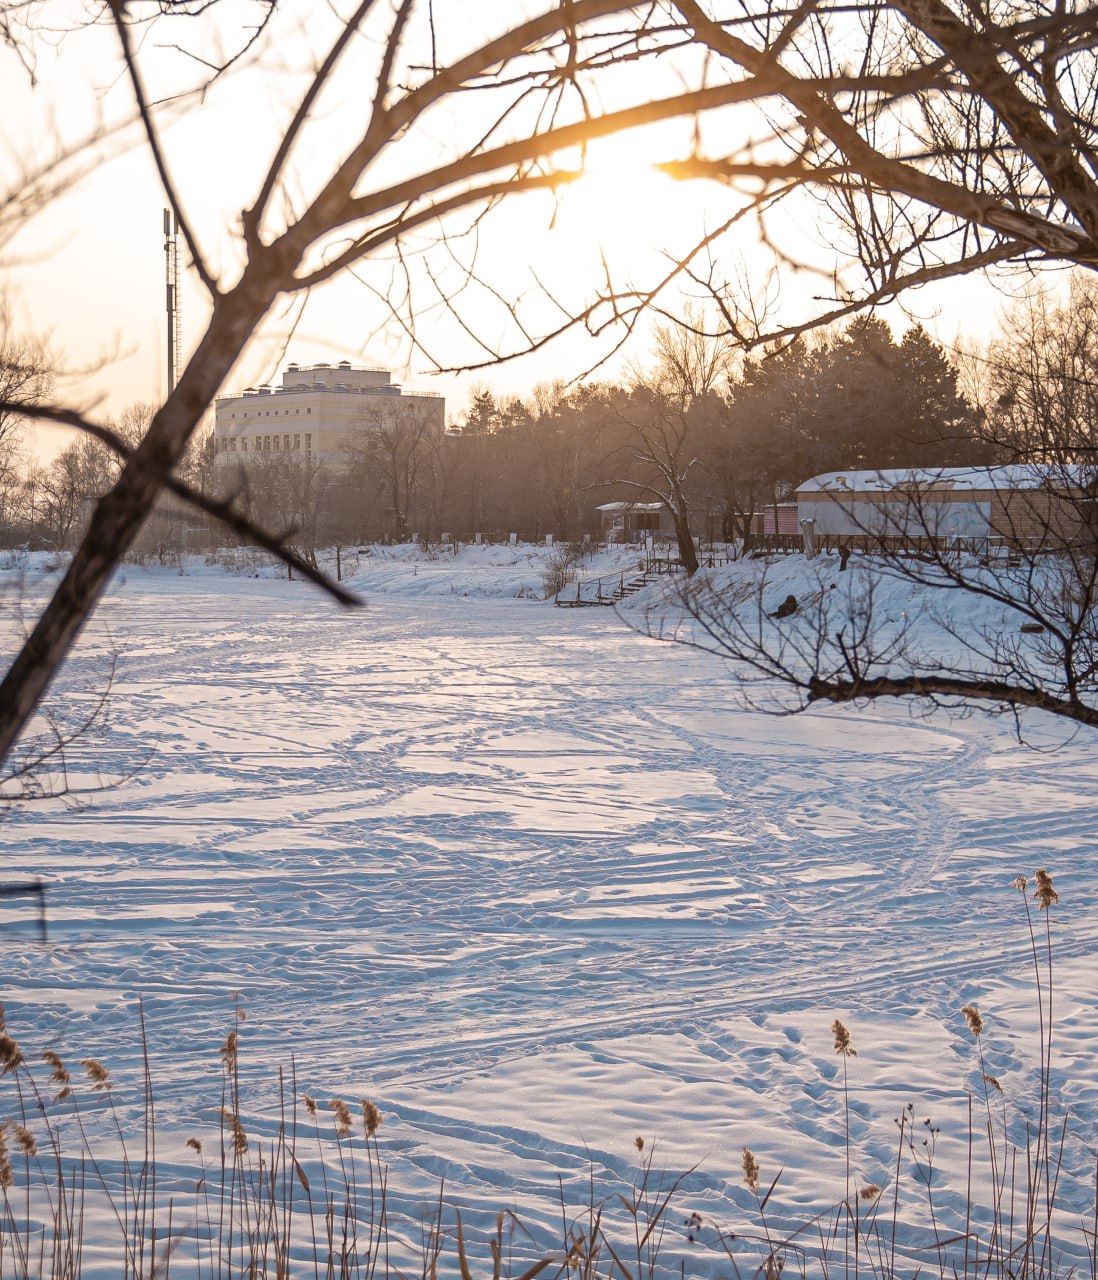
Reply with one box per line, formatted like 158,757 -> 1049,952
3,564 -> 1098,1273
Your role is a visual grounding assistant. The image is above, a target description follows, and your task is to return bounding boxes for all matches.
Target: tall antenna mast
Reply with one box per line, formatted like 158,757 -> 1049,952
163,208 -> 181,394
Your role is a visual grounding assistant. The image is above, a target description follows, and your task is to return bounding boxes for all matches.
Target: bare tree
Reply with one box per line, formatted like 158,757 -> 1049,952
222,448 -> 335,572
4,0 -> 1098,765
610,314 -> 735,574
360,399 -> 441,541
0,343 -> 47,457
28,438 -> 110,551
651,312 -> 736,404
979,277 -> 1098,462
14,405 -> 162,552
0,312 -> 50,539
420,422 -> 463,543
610,386 -> 704,574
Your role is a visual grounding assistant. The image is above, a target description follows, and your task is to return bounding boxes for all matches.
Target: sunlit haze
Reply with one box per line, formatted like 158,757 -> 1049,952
0,2 -> 1057,454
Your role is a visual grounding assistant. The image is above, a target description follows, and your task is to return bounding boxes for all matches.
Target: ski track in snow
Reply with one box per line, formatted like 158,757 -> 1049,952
2,560 -> 1098,1273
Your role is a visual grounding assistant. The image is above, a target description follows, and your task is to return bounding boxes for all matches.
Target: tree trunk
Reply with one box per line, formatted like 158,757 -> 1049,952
671,502 -> 699,575
0,271 -> 281,761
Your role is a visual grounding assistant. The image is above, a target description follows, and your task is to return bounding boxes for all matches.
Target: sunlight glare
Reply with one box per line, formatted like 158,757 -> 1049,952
553,149 -> 693,270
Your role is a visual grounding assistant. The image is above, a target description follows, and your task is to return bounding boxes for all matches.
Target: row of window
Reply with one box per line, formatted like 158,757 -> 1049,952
228,407 -> 312,418
217,433 -> 313,454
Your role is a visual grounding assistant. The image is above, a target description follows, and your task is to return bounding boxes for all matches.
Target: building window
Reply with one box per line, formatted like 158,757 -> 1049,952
284,434 -> 290,449
273,435 -> 280,450
305,433 -> 312,455
242,439 -> 248,452
294,433 -> 300,450
306,407 -> 311,414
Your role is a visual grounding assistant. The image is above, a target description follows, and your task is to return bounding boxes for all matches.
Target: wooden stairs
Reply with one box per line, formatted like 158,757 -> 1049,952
555,570 -> 658,607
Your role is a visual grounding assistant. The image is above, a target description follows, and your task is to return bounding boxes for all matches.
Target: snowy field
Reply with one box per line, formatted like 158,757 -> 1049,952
2,543 -> 1098,1276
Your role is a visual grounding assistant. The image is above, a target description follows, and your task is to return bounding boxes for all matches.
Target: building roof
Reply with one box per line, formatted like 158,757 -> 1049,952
797,465 -> 1094,495
596,501 -> 664,512
216,361 -> 441,405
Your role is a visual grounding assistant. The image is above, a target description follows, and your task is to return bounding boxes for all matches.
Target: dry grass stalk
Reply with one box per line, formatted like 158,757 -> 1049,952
0,1125 -> 12,1191
831,1020 -> 856,1057
962,1004 -> 984,1037
1034,868 -> 1059,909
0,1034 -> 24,1075
743,1147 -> 761,1195
328,1097 -> 353,1138
218,1028 -> 239,1073
80,1057 -> 111,1090
0,866 -> 1084,1280
361,1098 -> 381,1137
220,1107 -> 248,1156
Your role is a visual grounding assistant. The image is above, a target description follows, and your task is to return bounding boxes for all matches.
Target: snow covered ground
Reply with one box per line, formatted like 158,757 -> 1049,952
1,543 -> 1097,1276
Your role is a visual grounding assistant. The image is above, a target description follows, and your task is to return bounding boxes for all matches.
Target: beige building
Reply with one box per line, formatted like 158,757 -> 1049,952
796,466 -> 1095,552
213,361 -> 445,464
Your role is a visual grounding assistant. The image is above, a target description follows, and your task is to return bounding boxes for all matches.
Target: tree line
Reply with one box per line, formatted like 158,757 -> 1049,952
223,280 -> 1098,572
0,311 -> 985,566
10,285 -> 1097,572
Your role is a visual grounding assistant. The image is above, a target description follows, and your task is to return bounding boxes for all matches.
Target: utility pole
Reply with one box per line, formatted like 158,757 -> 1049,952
163,208 -> 180,394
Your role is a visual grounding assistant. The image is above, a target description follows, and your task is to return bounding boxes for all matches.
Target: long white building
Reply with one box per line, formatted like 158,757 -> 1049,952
213,361 -> 445,464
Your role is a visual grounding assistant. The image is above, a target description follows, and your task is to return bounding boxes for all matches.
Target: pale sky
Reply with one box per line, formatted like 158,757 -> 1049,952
0,1 -> 1055,455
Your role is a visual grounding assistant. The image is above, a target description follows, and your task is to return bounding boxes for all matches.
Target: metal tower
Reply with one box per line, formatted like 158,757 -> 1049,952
163,208 -> 181,394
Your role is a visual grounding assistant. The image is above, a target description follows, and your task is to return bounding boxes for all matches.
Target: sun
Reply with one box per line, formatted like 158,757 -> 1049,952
551,144 -> 699,271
